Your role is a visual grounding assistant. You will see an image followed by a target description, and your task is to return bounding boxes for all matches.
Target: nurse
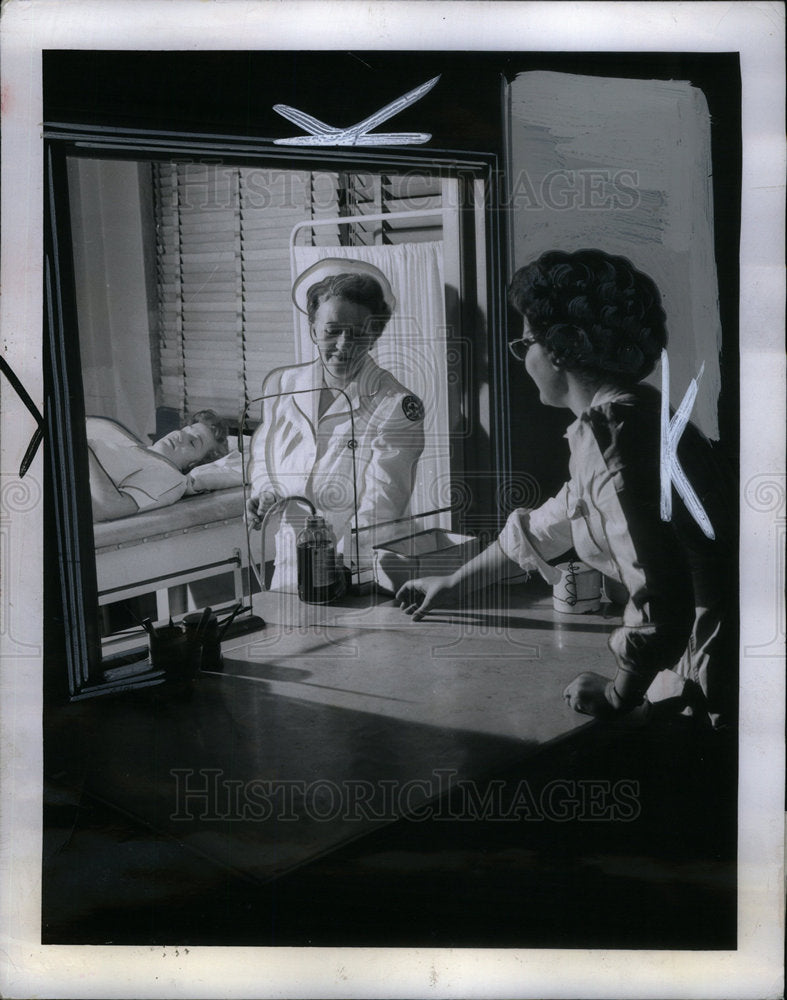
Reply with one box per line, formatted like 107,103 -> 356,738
397,249 -> 735,728
247,258 -> 425,586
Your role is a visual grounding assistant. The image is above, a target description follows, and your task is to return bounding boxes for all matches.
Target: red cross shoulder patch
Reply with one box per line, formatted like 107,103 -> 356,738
401,395 -> 424,422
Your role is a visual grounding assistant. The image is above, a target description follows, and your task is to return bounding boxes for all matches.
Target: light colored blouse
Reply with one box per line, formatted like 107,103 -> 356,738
88,427 -> 186,512
497,383 -> 733,723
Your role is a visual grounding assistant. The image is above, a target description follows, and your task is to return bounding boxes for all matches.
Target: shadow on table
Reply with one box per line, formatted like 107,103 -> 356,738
422,609 -> 618,633
42,671 -> 542,944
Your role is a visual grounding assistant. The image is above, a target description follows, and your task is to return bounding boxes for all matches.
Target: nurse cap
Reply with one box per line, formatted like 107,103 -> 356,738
291,258 -> 396,315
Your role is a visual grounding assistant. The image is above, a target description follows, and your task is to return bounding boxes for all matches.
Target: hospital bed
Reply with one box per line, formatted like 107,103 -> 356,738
93,485 -> 247,621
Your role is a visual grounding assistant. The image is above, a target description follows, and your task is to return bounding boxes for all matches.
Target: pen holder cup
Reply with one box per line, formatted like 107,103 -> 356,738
183,611 -> 224,673
149,624 -> 201,678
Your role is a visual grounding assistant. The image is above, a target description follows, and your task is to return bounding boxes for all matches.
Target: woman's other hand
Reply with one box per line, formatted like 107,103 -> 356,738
563,671 -> 616,717
396,575 -> 459,621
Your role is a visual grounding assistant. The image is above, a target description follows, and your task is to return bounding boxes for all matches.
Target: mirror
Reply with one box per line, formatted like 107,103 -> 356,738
64,152 -> 492,658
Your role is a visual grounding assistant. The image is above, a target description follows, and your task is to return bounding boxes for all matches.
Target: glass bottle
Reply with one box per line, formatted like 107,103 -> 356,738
296,514 -> 346,604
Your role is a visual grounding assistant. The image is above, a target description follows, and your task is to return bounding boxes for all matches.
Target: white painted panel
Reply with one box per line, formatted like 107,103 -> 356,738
507,71 -> 722,437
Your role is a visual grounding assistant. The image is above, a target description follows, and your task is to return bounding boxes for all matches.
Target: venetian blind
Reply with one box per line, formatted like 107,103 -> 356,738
152,162 -> 313,423
152,164 -> 443,424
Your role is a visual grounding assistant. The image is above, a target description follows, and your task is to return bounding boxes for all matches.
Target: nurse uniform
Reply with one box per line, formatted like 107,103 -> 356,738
248,354 -> 425,587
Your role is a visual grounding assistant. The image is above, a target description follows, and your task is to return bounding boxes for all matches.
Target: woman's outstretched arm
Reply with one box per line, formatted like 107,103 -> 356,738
396,539 -> 521,621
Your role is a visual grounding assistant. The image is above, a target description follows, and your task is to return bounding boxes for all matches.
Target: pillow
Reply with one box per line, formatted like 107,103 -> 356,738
186,448 -> 246,493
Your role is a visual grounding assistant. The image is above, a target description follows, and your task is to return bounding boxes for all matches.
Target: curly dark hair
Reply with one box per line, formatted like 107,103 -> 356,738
508,249 -> 668,383
306,273 -> 392,337
188,408 -> 230,465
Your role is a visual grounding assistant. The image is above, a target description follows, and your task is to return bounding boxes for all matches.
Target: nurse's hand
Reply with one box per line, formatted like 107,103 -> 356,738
563,672 -> 615,718
246,491 -> 278,530
396,575 -> 459,622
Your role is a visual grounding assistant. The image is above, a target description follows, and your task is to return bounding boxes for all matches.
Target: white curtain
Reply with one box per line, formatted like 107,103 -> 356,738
292,241 -> 451,527
68,158 -> 157,441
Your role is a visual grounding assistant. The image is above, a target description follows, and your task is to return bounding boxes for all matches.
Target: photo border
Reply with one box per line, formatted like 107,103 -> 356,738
1,2 -> 784,997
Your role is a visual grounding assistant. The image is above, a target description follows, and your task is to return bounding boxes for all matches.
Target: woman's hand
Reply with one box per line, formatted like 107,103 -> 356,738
563,671 -> 616,718
246,490 -> 279,530
396,575 -> 459,621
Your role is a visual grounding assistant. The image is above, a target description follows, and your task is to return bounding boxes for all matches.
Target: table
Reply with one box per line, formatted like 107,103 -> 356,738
229,583 -> 619,745
44,581 -> 623,931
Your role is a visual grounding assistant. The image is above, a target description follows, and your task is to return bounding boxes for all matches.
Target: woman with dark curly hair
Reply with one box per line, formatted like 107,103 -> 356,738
398,249 -> 735,728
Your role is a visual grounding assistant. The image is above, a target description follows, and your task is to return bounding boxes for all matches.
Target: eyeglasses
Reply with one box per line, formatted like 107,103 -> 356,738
508,337 -> 537,362
311,323 -> 374,344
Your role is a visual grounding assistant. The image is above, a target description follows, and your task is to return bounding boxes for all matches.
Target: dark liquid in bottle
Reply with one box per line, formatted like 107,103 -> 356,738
297,541 -> 345,604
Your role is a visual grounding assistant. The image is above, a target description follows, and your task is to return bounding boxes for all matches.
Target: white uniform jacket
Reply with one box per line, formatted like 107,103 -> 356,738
249,356 -> 425,571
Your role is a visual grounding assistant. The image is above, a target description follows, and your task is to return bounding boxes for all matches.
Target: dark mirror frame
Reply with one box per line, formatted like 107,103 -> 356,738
43,126 -> 507,700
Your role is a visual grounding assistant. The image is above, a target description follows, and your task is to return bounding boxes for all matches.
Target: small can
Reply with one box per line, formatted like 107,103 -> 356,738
552,560 -> 602,614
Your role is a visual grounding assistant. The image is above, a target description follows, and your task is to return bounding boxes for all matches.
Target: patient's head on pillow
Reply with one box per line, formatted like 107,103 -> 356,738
150,409 -> 229,472
189,409 -> 229,458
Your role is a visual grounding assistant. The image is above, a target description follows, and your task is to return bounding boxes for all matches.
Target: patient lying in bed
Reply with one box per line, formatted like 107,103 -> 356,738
88,411 -> 244,522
